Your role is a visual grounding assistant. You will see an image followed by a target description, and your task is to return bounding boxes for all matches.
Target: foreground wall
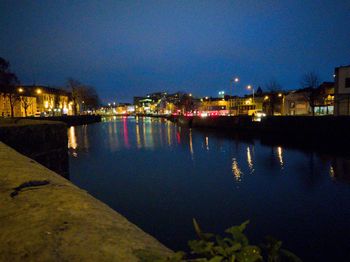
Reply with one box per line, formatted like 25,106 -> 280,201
0,118 -> 68,177
0,142 -> 172,261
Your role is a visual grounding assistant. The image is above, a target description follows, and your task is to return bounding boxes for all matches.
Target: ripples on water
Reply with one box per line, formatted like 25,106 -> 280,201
68,116 -> 350,261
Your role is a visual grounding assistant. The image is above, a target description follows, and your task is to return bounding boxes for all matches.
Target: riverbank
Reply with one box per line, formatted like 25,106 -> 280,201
24,115 -> 101,126
170,115 -> 350,147
0,142 -> 172,261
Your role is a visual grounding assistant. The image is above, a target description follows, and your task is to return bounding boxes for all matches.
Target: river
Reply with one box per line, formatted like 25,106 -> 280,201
68,116 -> 350,261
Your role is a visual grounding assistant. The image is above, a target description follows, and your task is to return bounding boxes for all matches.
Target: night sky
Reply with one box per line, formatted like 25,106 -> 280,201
1,0 -> 349,103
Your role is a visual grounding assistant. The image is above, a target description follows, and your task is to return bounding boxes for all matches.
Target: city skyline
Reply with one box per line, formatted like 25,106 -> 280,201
1,0 -> 349,103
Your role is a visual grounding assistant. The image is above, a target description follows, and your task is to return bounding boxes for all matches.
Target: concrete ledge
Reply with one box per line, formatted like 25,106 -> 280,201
0,143 -> 172,261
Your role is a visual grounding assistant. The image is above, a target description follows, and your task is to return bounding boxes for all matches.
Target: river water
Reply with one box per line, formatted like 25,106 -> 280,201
68,116 -> 350,261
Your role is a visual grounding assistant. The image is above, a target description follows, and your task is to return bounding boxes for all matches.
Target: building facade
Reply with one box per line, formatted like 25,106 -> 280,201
0,85 -> 73,117
334,65 -> 350,115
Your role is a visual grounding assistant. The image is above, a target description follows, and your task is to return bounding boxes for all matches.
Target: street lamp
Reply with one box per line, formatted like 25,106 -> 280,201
18,87 -> 24,93
247,85 -> 255,104
230,77 -> 239,114
230,77 -> 239,96
36,88 -> 42,94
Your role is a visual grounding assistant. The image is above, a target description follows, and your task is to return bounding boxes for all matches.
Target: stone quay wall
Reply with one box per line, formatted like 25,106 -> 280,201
0,142 -> 173,261
0,118 -> 68,177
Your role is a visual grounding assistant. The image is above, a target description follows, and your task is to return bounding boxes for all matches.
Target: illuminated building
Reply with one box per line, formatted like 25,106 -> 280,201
0,85 -> 76,117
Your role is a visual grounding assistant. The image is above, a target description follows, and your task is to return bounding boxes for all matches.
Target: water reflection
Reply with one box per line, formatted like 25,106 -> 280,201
232,158 -> 243,182
330,157 -> 350,182
277,146 -> 284,168
68,126 -> 78,157
69,117 -> 350,261
123,118 -> 130,148
205,136 -> 209,151
167,121 -> 172,146
246,146 -> 254,173
135,122 -> 141,149
189,129 -> 194,158
70,117 -> 350,185
68,126 -> 77,149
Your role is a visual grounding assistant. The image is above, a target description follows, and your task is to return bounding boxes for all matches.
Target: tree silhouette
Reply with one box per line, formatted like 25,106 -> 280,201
20,96 -> 33,117
300,72 -> 321,116
0,57 -> 20,117
264,80 -> 282,115
66,78 -> 100,114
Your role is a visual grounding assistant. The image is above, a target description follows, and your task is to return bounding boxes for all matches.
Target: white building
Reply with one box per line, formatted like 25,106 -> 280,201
334,65 -> 350,115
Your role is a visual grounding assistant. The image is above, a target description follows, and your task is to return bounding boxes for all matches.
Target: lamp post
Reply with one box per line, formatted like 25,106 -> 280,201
278,93 -> 285,115
247,85 -> 254,104
230,77 -> 239,114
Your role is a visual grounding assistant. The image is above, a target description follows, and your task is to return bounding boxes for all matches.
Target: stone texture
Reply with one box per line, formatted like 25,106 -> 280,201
0,143 -> 172,261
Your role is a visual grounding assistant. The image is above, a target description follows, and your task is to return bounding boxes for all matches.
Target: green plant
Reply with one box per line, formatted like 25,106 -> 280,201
188,219 -> 262,262
160,219 -> 302,262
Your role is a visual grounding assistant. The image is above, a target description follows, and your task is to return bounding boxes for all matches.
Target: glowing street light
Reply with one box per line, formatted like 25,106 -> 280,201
36,88 -> 42,94
230,77 -> 239,96
246,85 -> 254,103
18,88 -> 24,93
278,93 -> 283,97
230,77 -> 239,113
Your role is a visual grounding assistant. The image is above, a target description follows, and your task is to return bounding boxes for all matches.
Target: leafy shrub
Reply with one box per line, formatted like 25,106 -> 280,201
159,219 -> 302,262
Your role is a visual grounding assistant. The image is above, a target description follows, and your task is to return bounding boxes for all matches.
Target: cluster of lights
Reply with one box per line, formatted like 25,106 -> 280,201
182,110 -> 228,118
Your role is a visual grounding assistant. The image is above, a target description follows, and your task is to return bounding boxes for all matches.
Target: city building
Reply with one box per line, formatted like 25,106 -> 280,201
0,85 -> 74,117
21,85 -> 73,116
199,97 -> 229,114
0,89 -> 37,117
283,89 -> 311,115
334,65 -> 350,115
283,83 -> 334,116
228,95 -> 264,115
314,82 -> 334,115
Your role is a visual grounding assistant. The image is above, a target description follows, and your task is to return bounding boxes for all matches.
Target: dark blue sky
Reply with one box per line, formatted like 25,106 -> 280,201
1,0 -> 349,103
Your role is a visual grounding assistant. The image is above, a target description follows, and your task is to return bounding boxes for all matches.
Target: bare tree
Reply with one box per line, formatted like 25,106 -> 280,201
66,78 -> 100,114
264,80 -> 282,115
67,78 -> 83,115
0,57 -> 20,117
20,96 -> 33,117
300,72 -> 321,116
301,72 -> 320,89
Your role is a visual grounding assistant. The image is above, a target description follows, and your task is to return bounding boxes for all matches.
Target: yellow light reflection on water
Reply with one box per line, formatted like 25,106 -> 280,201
167,122 -> 172,146
277,146 -> 284,168
329,165 -> 335,178
68,126 -> 77,149
232,158 -> 243,182
189,129 -> 194,157
205,136 -> 209,150
246,146 -> 254,172
135,122 -> 141,148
